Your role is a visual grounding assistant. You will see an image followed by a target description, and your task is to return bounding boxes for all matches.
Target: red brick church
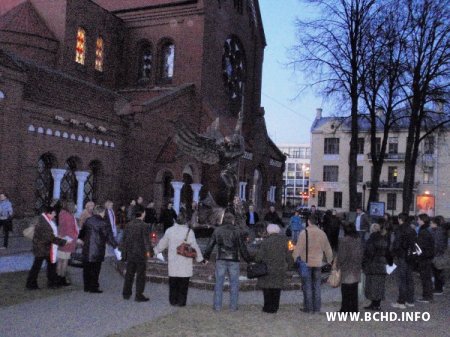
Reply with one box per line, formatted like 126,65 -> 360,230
0,0 -> 285,217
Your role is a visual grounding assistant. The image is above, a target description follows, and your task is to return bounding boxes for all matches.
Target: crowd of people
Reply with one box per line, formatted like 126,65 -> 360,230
1,192 -> 447,315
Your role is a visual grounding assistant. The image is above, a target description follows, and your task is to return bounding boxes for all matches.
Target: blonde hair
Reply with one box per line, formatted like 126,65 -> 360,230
370,223 -> 381,233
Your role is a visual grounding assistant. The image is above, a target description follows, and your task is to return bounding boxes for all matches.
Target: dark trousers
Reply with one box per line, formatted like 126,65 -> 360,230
168,277 -> 190,306
418,259 -> 433,300
340,282 -> 359,312
83,261 -> 102,291
123,261 -> 147,298
26,256 -> 58,287
0,219 -> 11,248
262,288 -> 281,313
433,266 -> 445,292
397,258 -> 415,304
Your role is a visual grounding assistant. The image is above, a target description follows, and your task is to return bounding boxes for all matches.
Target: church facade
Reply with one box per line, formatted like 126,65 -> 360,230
0,0 -> 285,217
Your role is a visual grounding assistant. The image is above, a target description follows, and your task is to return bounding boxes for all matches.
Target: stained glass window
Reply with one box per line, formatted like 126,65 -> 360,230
138,44 -> 152,81
61,157 -> 79,202
95,37 -> 104,71
222,37 -> 246,101
75,28 -> 86,64
84,161 -> 101,204
35,154 -> 56,213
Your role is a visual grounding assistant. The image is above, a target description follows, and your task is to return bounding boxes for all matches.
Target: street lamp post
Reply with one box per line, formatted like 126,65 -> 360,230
302,164 -> 306,207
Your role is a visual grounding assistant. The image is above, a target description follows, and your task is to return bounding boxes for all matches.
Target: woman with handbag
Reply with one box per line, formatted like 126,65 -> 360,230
254,224 -> 293,313
154,209 -> 204,306
430,216 -> 448,295
362,223 -> 390,310
335,222 -> 363,312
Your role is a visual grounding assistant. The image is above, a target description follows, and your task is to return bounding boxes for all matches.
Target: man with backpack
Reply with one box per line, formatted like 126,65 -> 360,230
391,213 -> 418,309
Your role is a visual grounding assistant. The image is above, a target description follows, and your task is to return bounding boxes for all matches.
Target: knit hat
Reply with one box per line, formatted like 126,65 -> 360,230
267,223 -> 280,234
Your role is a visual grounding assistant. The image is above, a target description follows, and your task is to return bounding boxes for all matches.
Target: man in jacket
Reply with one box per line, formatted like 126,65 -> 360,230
416,214 -> 435,303
292,216 -> 333,313
355,207 -> 370,246
80,205 -> 121,293
245,205 -> 259,228
391,213 -> 417,309
203,212 -> 251,311
263,205 -> 283,227
121,209 -> 152,302
0,193 -> 13,249
26,207 -> 68,289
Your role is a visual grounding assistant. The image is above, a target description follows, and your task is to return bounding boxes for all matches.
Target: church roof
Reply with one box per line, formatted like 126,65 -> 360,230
92,0 -> 197,13
0,1 -> 56,41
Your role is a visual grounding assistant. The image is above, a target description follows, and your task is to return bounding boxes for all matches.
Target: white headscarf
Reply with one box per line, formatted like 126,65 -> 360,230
267,223 -> 280,234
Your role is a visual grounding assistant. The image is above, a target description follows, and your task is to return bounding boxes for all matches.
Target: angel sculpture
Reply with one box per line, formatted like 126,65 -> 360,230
174,112 -> 245,208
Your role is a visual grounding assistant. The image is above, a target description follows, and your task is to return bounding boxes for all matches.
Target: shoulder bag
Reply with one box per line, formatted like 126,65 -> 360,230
327,259 -> 341,288
247,262 -> 268,279
297,229 -> 310,277
176,228 -> 197,258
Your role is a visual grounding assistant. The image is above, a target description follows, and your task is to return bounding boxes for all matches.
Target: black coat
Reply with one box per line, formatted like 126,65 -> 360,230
245,211 -> 259,226
263,211 -> 283,226
392,223 -> 417,261
203,223 -> 251,262
32,215 -> 66,258
80,215 -> 118,262
159,208 -> 178,228
417,224 -> 435,260
121,219 -> 152,262
255,234 -> 293,289
363,232 -> 389,275
144,207 -> 158,224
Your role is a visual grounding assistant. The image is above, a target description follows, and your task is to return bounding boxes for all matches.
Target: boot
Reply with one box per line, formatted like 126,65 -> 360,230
58,276 -> 71,286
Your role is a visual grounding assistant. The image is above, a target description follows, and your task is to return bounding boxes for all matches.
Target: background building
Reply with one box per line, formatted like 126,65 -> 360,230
309,108 -> 450,217
278,144 -> 311,208
0,0 -> 285,216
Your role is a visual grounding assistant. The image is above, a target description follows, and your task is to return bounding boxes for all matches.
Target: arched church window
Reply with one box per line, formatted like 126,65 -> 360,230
222,36 -> 246,105
138,42 -> 153,83
75,27 -> 86,65
84,160 -> 102,204
35,153 -> 57,213
95,37 -> 104,72
159,40 -> 175,82
60,157 -> 81,202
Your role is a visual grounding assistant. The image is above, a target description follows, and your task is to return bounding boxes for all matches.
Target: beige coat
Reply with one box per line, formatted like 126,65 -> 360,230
292,225 -> 333,267
154,224 -> 203,277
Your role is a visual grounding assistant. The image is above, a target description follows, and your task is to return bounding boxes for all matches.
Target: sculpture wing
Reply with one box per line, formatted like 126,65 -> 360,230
174,122 -> 220,165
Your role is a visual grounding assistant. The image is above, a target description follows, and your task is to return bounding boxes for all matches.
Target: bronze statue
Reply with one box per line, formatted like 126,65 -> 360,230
174,112 -> 244,208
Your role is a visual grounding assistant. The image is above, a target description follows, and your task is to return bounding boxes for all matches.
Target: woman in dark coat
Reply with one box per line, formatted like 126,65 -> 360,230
363,223 -> 390,310
255,224 -> 294,313
336,222 -> 363,312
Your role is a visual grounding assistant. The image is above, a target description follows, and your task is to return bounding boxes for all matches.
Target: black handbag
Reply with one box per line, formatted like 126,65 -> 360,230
247,262 -> 268,279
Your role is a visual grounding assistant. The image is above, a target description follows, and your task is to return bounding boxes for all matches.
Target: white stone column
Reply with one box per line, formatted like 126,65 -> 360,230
190,183 -> 203,203
242,182 -> 247,201
272,186 -> 277,203
75,171 -> 90,218
171,181 -> 184,214
50,168 -> 67,200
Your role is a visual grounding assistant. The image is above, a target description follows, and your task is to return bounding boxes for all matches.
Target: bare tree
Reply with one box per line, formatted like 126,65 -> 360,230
401,0 -> 450,213
359,0 -> 409,207
291,0 -> 377,211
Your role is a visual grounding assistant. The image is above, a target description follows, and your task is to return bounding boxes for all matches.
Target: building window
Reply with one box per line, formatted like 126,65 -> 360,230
387,193 -> 397,210
318,191 -> 326,207
423,171 -> 434,184
61,157 -> 81,202
357,138 -> 365,155
95,37 -> 104,71
287,163 -> 295,172
324,138 -> 340,154
35,153 -> 57,213
424,136 -> 434,155
375,137 -> 381,155
138,43 -> 153,82
334,192 -> 343,208
357,192 -> 363,209
388,137 -> 398,154
388,166 -> 398,184
160,41 -> 175,81
357,166 -> 363,183
222,36 -> 246,102
75,27 -> 86,65
323,165 -> 339,182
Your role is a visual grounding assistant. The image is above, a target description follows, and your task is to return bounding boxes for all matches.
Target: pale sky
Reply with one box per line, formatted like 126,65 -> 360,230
259,0 -> 329,145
